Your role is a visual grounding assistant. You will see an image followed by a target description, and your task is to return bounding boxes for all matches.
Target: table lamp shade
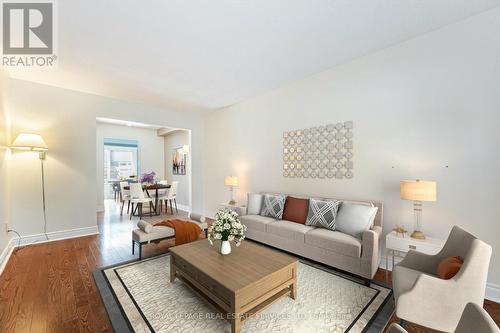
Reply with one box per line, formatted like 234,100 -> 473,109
11,133 -> 48,151
224,176 -> 238,187
400,180 -> 436,202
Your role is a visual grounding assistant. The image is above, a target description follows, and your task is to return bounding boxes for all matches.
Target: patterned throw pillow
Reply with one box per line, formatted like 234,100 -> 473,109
305,198 -> 340,231
260,194 -> 286,219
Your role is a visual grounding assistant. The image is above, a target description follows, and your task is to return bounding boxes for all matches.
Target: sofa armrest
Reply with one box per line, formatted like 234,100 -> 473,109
360,226 -> 382,278
361,226 -> 382,259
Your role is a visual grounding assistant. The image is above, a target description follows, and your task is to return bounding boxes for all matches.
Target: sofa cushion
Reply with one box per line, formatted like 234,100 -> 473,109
260,194 -> 286,219
282,196 -> 309,224
240,215 -> 276,233
305,228 -> 362,258
266,220 -> 315,242
247,193 -> 264,215
335,203 -> 378,239
305,198 -> 340,231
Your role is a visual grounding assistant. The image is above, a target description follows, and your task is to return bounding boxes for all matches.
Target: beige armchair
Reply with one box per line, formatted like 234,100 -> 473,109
387,302 -> 500,333
392,226 -> 492,332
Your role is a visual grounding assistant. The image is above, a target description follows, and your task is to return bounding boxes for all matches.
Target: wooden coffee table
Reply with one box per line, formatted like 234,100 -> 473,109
169,240 -> 297,333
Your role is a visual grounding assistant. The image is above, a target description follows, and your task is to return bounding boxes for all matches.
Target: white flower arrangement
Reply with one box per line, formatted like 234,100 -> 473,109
207,209 -> 247,247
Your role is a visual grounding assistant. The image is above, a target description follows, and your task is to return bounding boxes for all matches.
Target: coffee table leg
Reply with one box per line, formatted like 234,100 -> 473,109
290,281 -> 297,300
290,265 -> 297,300
170,256 -> 176,283
230,315 -> 241,333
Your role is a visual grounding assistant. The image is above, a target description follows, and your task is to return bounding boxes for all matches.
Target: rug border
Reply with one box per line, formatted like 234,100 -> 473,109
94,252 -> 393,333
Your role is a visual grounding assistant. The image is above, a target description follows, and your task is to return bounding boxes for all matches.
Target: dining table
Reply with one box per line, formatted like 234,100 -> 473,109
124,183 -> 171,216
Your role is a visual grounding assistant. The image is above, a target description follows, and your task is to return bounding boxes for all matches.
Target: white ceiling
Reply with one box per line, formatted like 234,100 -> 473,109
8,0 -> 500,111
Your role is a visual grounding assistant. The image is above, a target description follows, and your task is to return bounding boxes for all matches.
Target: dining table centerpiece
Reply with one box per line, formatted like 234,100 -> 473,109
207,210 -> 247,255
140,171 -> 156,185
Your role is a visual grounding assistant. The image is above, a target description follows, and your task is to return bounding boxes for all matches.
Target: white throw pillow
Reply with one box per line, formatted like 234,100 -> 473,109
335,203 -> 378,239
247,193 -> 264,215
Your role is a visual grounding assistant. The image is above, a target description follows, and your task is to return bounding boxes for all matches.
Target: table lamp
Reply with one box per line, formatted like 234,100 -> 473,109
224,176 -> 238,205
400,179 -> 437,240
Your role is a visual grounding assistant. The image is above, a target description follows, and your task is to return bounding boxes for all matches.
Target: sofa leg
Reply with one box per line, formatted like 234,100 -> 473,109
204,229 -> 208,238
132,240 -> 135,255
139,244 -> 142,260
399,319 -> 406,327
364,279 -> 371,287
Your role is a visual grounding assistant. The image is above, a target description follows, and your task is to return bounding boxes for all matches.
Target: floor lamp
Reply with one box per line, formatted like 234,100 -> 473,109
11,133 -> 49,240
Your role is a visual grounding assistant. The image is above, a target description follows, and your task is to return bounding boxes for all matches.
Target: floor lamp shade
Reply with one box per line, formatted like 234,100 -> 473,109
400,180 -> 437,240
11,133 -> 48,151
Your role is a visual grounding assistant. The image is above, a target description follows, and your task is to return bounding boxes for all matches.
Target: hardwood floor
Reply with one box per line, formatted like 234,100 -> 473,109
0,200 -> 498,332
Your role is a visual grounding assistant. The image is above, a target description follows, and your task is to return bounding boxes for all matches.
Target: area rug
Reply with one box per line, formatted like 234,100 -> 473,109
94,254 -> 393,333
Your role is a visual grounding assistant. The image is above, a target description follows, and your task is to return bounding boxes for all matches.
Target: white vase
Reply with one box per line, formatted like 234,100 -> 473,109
220,240 -> 231,255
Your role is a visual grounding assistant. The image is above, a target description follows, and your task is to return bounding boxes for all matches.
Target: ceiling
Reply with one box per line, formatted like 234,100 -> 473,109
7,0 -> 500,111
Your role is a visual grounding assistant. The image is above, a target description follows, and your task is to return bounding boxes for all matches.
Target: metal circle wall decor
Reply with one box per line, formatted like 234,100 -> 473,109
283,121 -> 353,179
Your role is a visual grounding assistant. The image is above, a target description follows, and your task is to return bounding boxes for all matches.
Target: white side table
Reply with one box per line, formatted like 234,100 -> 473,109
385,231 -> 445,281
219,203 -> 247,216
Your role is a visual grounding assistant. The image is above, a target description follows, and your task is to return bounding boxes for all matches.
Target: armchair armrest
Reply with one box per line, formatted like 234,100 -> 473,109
397,272 -> 463,329
398,250 -> 442,275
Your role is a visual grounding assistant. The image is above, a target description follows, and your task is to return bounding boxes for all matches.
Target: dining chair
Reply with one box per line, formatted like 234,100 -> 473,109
119,181 -> 131,216
129,183 -> 154,219
156,180 -> 169,212
158,181 -> 178,214
112,182 -> 121,201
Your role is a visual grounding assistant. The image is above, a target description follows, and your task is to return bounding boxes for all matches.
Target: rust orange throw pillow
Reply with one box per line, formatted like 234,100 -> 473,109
437,256 -> 463,279
282,197 -> 309,224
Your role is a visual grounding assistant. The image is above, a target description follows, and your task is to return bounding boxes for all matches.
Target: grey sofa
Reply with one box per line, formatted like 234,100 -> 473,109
240,196 -> 383,281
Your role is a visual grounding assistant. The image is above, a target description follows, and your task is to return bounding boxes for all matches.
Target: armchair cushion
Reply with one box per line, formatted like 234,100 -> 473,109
437,256 -> 463,280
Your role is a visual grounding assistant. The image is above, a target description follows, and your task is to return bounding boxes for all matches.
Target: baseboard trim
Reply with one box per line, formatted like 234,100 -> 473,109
486,283 -> 500,303
15,226 -> 100,246
379,256 -> 500,303
0,237 -> 15,276
0,225 -> 99,276
176,204 -> 191,212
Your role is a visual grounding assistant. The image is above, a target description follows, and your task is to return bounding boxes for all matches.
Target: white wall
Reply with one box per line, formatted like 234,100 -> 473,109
96,122 -> 165,211
0,77 -> 205,249
203,7 -> 500,290
163,130 -> 191,208
4,81 -> 99,237
0,72 -> 11,263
